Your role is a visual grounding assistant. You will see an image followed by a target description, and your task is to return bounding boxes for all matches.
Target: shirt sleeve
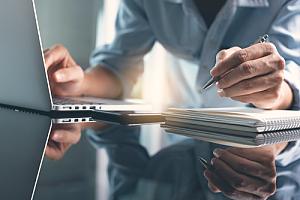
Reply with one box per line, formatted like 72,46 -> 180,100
267,0 -> 300,166
90,0 -> 156,97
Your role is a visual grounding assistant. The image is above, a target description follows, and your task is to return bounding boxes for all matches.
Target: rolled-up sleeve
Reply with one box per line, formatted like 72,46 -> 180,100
268,0 -> 300,166
90,0 -> 156,97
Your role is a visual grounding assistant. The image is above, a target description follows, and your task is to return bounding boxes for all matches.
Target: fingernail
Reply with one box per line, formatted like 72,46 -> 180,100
211,158 -> 216,165
203,170 -> 209,179
217,89 -> 225,97
213,149 -> 222,158
210,68 -> 216,76
53,133 -> 61,140
216,82 -> 221,89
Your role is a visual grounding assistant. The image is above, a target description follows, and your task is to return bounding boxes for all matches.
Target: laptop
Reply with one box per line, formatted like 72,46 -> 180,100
0,0 -> 151,113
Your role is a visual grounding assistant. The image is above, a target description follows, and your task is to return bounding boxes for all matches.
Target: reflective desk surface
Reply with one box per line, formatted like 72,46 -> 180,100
1,108 -> 300,200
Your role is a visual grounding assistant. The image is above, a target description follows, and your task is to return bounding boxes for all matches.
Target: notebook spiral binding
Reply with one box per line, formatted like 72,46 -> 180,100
258,129 -> 300,145
262,117 -> 300,132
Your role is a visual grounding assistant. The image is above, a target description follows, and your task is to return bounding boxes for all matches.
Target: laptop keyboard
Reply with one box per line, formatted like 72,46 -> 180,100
53,97 -> 101,105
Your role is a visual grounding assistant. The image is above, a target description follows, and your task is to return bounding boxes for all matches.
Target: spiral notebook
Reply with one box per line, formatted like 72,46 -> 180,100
165,107 -> 300,132
163,107 -> 300,147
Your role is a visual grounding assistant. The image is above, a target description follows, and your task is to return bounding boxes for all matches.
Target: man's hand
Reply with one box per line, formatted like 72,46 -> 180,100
46,123 -> 82,160
204,143 -> 288,200
211,43 -> 293,110
44,44 -> 122,98
44,45 -> 85,97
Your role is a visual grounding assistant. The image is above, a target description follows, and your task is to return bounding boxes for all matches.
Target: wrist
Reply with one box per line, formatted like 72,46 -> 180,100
272,81 -> 293,110
80,72 -> 91,96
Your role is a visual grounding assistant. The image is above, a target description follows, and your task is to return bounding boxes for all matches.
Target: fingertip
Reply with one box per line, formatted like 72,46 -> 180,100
52,133 -> 62,141
204,169 -> 211,179
53,71 -> 65,82
210,66 -> 220,77
217,89 -> 225,97
208,183 -> 221,193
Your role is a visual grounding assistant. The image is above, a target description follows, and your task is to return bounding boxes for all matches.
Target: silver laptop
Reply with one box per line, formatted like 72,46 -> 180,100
0,0 -> 151,113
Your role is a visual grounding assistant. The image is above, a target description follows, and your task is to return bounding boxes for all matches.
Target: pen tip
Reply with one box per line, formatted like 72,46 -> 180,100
199,88 -> 205,94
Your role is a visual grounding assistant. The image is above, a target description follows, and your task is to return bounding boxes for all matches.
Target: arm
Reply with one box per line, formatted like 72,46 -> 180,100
205,144 -> 287,200
45,0 -> 155,98
211,0 -> 300,110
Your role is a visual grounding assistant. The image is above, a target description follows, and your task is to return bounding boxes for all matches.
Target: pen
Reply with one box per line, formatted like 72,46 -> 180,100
201,34 -> 270,92
198,156 -> 214,171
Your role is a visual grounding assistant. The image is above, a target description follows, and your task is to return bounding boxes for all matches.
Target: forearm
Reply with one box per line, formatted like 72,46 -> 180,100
82,66 -> 123,98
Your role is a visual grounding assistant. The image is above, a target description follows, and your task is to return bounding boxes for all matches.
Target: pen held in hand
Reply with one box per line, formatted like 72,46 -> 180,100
198,156 -> 214,171
200,34 -> 270,93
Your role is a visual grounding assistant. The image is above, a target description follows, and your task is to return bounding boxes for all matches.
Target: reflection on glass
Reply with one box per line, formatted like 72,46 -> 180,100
87,126 -> 300,200
0,108 -> 51,200
2,107 -> 298,200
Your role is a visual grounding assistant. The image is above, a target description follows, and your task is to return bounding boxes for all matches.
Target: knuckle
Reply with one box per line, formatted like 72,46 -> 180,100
277,56 -> 286,70
240,62 -> 255,75
217,50 -> 228,60
53,44 -> 64,50
261,182 -> 276,195
273,73 -> 284,84
264,43 -> 277,54
236,49 -> 249,63
53,44 -> 68,54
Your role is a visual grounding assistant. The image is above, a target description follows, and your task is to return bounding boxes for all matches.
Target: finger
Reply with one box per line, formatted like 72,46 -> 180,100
226,147 -> 277,166
211,43 -> 277,77
217,54 -> 285,89
216,47 -> 242,63
218,71 -> 284,98
213,148 -> 272,181
46,144 -> 71,160
208,182 -> 221,193
52,66 -> 84,83
231,86 -> 281,107
51,129 -> 81,144
211,158 -> 272,197
44,44 -> 76,70
204,170 -> 233,194
204,170 -> 261,200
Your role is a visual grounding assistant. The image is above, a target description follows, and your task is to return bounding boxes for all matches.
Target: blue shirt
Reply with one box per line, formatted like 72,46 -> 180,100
90,0 -> 300,198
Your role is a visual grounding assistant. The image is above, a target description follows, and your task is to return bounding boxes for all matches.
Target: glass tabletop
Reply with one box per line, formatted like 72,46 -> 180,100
1,108 -> 300,200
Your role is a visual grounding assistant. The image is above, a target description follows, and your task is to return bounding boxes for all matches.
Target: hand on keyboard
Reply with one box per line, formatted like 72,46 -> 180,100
44,45 -> 85,97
